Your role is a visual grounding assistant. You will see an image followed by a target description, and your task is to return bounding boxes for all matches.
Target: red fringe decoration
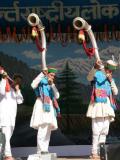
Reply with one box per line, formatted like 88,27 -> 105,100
50,24 -> 54,41
35,36 -> 45,52
58,24 -> 62,40
80,30 -> 95,58
6,26 -> 11,35
0,24 -> 120,43
32,26 -> 45,53
5,78 -> 11,92
82,40 -> 95,58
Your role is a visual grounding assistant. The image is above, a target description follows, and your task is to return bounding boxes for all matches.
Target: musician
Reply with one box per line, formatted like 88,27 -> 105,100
30,67 -> 60,155
86,59 -> 118,159
0,69 -> 23,160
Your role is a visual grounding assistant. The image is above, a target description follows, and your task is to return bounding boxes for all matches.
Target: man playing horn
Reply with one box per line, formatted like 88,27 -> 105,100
86,59 -> 118,159
30,67 -> 60,155
0,64 -> 23,160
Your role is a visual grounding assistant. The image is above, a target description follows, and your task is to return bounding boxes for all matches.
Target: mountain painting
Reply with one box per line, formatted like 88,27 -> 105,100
0,40 -> 120,147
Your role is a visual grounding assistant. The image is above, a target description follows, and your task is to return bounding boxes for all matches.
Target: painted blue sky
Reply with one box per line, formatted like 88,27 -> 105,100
0,40 -> 120,68
1,40 -> 120,97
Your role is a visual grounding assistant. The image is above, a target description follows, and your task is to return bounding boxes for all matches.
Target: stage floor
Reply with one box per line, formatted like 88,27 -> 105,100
58,157 -> 90,160
16,157 -> 90,160
12,145 -> 91,157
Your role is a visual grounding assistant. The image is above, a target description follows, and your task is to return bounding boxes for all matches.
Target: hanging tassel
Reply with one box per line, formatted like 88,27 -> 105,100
32,27 -> 38,37
5,78 -> 11,92
35,36 -> 45,52
79,30 -> 95,58
82,40 -> 95,58
31,27 -> 45,52
78,30 -> 85,42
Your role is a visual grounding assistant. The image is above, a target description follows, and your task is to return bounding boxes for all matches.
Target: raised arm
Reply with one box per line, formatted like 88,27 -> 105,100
87,67 -> 96,82
110,80 -> 118,95
87,60 -> 104,82
0,78 -> 6,96
51,83 -> 60,99
106,73 -> 118,96
31,72 -> 45,89
16,89 -> 24,104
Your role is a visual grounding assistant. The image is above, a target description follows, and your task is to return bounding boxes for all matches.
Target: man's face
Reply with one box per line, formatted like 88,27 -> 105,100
47,72 -> 56,80
105,68 -> 112,75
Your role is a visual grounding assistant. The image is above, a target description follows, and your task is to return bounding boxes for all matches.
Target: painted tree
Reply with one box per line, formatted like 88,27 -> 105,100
56,60 -> 86,132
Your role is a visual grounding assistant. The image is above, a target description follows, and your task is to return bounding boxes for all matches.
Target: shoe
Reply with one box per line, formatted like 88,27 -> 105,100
90,154 -> 100,160
41,151 -> 49,155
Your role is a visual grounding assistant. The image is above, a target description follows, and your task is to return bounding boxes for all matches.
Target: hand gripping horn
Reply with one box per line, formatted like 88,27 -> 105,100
27,13 -> 47,70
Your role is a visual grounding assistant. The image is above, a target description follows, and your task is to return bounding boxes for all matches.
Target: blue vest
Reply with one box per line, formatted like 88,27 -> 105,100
94,70 -> 112,103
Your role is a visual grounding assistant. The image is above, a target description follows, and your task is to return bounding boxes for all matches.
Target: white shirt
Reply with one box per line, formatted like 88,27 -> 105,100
0,78 -> 23,127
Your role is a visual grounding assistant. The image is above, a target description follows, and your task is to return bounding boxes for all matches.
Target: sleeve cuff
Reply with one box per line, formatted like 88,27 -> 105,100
51,83 -> 55,88
16,89 -> 21,94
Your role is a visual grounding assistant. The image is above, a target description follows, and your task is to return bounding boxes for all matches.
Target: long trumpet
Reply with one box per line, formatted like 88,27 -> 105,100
27,13 -> 47,70
73,17 -> 120,71
0,67 -> 13,82
73,17 -> 101,61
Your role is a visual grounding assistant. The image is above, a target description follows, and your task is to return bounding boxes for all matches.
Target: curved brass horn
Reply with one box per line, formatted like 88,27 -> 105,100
73,17 -> 86,30
27,13 -> 47,70
27,13 -> 40,27
73,17 -> 101,61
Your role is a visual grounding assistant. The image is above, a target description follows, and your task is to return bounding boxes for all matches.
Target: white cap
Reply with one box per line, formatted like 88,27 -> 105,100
105,59 -> 118,70
106,60 -> 118,66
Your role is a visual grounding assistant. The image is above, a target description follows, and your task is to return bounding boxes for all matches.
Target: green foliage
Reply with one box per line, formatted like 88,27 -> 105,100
57,62 -> 81,114
57,61 -> 89,115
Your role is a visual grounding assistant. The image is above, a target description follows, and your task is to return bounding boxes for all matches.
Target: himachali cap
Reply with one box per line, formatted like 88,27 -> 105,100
105,60 -> 118,70
48,67 -> 57,73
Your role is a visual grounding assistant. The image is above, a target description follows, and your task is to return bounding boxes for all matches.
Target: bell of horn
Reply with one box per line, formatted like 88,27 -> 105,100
27,13 -> 40,27
73,17 -> 86,30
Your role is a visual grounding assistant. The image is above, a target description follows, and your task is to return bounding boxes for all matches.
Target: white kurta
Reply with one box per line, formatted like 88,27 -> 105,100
0,78 -> 24,127
30,73 -> 59,130
86,68 -> 118,121
87,98 -> 115,122
86,68 -> 118,155
0,78 -> 23,157
30,97 -> 58,130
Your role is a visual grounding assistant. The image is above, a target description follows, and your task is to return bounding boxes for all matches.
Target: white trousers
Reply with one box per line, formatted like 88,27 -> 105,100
92,117 -> 110,155
37,124 -> 51,154
2,126 -> 14,157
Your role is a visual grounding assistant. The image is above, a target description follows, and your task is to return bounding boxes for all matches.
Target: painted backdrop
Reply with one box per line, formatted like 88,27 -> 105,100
0,40 -> 120,147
